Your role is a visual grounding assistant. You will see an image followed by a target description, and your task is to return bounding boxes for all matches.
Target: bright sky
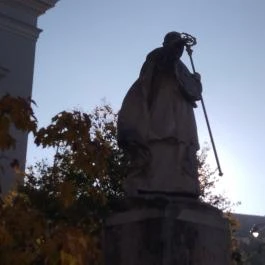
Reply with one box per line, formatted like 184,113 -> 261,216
28,0 -> 265,216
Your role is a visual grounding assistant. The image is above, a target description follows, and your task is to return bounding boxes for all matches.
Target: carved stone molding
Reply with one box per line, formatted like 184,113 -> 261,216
0,0 -> 58,16
0,0 -> 58,40
0,13 -> 41,40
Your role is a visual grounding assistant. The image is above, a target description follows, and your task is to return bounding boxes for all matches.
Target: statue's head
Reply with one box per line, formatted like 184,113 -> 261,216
163,31 -> 184,58
163,32 -> 182,45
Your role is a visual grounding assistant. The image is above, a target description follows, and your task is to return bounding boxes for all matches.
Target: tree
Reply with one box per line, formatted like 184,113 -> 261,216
0,95 -> 37,178
197,144 -> 241,212
0,97 -> 239,264
0,102 -> 127,265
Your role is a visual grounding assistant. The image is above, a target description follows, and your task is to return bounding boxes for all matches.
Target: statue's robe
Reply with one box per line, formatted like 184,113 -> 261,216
118,47 -> 202,197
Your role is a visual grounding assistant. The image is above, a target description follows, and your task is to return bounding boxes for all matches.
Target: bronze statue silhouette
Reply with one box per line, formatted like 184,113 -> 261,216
118,32 -> 202,198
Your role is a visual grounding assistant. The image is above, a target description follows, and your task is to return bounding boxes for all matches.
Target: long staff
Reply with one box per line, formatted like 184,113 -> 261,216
182,33 -> 223,176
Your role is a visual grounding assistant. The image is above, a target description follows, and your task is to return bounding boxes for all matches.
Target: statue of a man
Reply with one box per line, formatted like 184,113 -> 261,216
118,32 -> 202,198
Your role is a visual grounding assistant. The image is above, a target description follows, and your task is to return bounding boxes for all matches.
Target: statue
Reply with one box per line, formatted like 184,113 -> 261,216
118,32 -> 202,198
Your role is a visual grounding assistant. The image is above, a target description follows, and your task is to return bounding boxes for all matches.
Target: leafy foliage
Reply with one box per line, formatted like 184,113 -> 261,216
198,144 -> 239,212
0,97 -> 239,264
0,95 -> 37,177
0,94 -> 37,151
0,102 -> 127,264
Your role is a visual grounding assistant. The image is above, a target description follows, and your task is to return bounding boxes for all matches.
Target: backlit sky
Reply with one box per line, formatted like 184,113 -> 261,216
28,0 -> 265,216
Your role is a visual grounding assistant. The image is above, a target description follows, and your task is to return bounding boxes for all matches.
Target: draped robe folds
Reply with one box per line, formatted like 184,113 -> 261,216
118,47 -> 202,197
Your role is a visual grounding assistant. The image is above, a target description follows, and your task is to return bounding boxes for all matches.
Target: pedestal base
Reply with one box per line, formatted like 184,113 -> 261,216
104,198 -> 230,265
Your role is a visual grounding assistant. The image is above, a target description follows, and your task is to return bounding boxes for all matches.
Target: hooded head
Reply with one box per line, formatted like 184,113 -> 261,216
163,32 -> 183,45
163,31 -> 185,59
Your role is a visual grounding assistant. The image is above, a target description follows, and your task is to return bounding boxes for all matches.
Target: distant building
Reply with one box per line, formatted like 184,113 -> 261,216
0,0 -> 58,194
234,213 -> 265,265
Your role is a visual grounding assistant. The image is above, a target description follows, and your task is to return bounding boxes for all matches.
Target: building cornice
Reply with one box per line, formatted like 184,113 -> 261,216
0,0 -> 58,16
0,13 -> 42,40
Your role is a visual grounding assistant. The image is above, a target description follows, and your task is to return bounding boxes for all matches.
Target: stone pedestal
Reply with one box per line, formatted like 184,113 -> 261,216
104,198 -> 230,265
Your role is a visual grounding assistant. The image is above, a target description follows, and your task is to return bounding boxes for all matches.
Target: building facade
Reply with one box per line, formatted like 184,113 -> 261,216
0,0 -> 57,194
